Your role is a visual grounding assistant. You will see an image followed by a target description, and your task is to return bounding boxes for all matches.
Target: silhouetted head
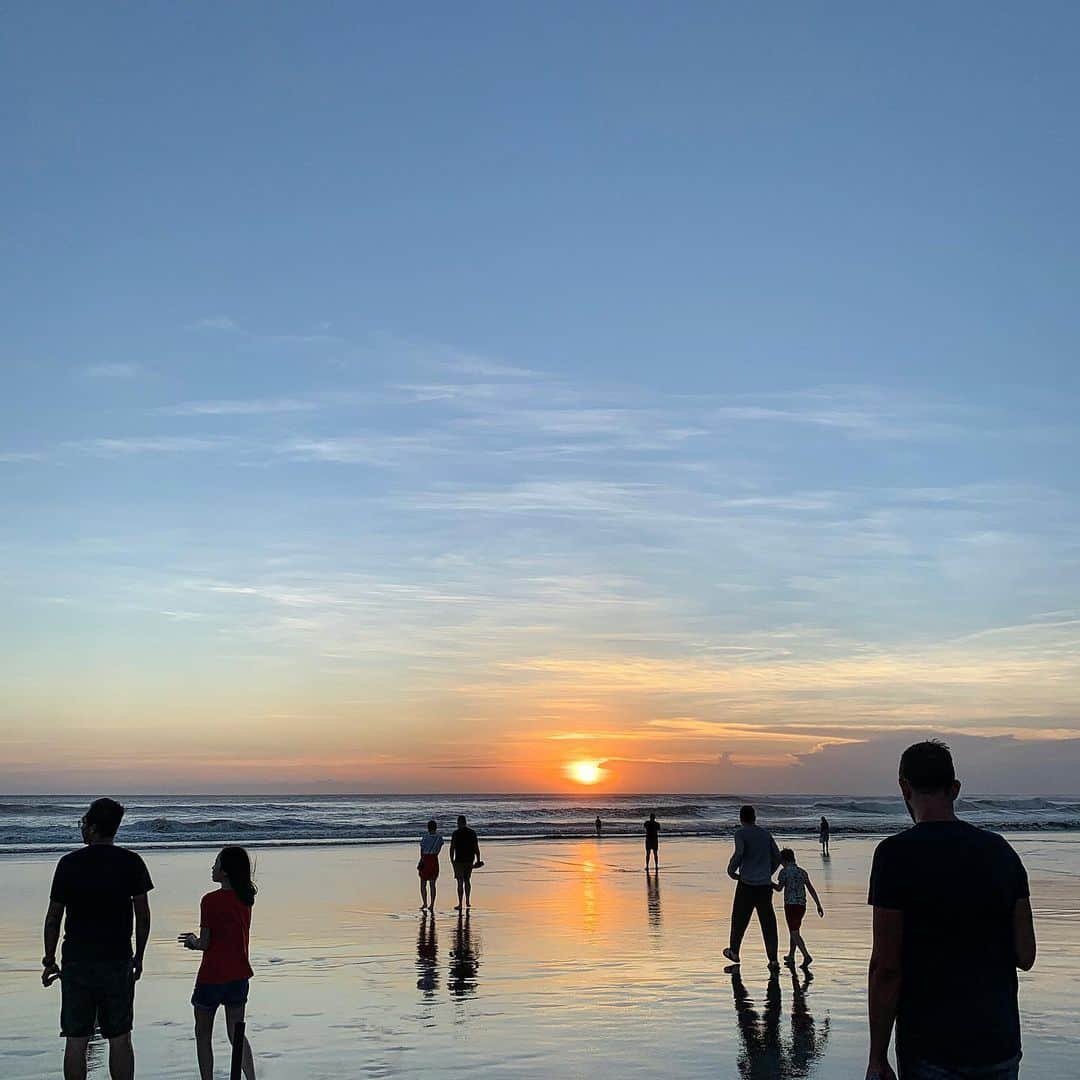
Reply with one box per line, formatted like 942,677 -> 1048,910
739,804 -> 756,825
214,846 -> 257,906
457,815 -> 467,828
898,739 -> 960,823
427,819 -> 438,833
649,812 -> 656,822
779,848 -> 795,865
81,798 -> 124,844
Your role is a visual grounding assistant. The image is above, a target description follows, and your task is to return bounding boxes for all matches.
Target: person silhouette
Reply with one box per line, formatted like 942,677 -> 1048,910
595,815 -> 602,837
819,817 -> 830,857
644,812 -> 660,870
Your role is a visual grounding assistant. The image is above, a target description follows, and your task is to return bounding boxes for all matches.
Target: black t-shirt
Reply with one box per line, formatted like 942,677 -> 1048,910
50,845 -> 154,962
451,827 -> 479,865
868,821 -> 1029,1068
644,819 -> 660,845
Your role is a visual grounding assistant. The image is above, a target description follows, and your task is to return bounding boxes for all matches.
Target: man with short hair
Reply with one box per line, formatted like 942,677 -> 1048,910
866,740 -> 1036,1080
42,797 -> 153,1080
723,804 -> 782,970
449,814 -> 482,911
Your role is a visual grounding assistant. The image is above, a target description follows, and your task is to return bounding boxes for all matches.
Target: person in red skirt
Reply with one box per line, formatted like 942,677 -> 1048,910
418,819 -> 444,912
774,847 -> 824,968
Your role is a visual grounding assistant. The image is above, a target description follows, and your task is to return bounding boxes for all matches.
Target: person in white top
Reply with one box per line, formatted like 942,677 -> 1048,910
773,848 -> 824,968
417,819 -> 444,912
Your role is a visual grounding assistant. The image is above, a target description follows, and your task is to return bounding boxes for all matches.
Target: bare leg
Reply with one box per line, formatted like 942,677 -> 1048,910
430,880 -> 437,910
456,874 -> 465,909
225,1004 -> 256,1080
464,875 -> 472,908
107,1032 -> 134,1080
64,1037 -> 90,1080
194,1007 -> 215,1080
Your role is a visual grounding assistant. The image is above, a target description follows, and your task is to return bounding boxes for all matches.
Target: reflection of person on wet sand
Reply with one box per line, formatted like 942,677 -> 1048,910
727,966 -> 829,1079
415,913 -> 438,998
646,868 -> 661,933
448,911 -> 480,998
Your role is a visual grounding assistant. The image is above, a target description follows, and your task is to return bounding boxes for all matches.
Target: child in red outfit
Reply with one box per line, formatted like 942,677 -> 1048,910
773,848 -> 824,968
179,847 -> 257,1080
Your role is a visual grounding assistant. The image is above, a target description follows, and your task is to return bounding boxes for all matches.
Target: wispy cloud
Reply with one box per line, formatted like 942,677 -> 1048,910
73,436 -> 231,456
187,316 -> 238,331
159,398 -> 318,416
83,363 -> 140,378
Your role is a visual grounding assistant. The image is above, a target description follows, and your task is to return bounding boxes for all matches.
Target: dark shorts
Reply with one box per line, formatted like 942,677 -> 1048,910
60,959 -> 135,1039
453,860 -> 474,881
645,840 -> 659,851
902,1054 -> 1021,1080
419,853 -> 440,881
191,979 -> 250,1012
784,903 -> 806,931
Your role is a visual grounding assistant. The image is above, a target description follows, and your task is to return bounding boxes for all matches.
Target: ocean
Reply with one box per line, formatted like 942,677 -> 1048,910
3,792 -> 1079,853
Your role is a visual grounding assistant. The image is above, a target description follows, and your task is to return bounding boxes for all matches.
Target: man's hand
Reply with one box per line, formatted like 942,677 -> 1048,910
132,956 -> 143,982
41,960 -> 60,988
866,1062 -> 897,1080
817,904 -> 825,917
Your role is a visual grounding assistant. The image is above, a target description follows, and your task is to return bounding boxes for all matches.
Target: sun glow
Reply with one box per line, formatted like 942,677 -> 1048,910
567,760 -> 605,785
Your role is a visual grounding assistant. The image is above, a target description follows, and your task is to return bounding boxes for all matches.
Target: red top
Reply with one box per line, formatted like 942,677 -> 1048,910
196,889 -> 253,984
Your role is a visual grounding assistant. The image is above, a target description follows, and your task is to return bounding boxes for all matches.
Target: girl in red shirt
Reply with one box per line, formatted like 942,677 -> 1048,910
178,846 -> 257,1080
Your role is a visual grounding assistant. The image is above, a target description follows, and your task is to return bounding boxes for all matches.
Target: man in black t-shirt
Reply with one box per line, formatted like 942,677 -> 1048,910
866,741 -> 1036,1080
449,815 -> 482,910
644,812 -> 660,870
42,797 -> 153,1080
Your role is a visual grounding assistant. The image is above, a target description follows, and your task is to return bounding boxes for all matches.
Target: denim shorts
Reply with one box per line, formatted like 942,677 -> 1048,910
60,959 -> 135,1039
903,1054 -> 1021,1080
191,979 -> 250,1011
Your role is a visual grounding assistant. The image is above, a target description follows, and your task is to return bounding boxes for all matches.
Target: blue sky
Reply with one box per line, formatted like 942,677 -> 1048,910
2,4 -> 1079,791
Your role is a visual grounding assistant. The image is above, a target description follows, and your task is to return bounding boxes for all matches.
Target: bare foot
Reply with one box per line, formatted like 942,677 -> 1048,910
802,955 -> 814,967
722,948 -> 740,964
768,961 -> 781,972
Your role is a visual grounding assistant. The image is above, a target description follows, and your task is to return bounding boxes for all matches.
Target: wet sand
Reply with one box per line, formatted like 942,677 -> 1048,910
1,835 -> 1077,1078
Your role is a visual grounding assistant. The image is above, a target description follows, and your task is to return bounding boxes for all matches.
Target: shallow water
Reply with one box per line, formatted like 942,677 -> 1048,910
1,835 -> 1077,1077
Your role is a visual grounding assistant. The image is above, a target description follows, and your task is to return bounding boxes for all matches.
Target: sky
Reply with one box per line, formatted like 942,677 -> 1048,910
2,3 -> 1079,793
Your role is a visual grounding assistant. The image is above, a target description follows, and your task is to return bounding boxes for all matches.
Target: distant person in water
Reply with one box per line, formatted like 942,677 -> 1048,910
595,815 -> 602,837
819,817 -> 830,857
179,846 -> 257,1080
449,815 -> 483,910
42,797 -> 152,1080
866,740 -> 1036,1080
644,812 -> 660,870
724,804 -> 782,971
418,819 -> 444,911
774,848 -> 824,968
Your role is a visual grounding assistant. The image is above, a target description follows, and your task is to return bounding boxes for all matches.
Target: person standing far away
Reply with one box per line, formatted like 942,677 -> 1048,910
178,846 -> 257,1080
595,815 -> 602,838
449,815 -> 482,911
819,816 -> 830,857
866,740 -> 1036,1080
774,848 -> 824,968
41,797 -> 153,1080
417,819 -> 444,912
644,812 -> 660,870
723,804 -> 782,971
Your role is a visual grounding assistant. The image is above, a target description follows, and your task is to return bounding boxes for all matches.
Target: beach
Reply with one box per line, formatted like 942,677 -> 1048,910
2,835 -> 1077,1078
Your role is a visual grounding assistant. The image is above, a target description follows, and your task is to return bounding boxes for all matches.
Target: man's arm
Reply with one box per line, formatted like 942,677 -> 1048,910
769,835 -> 782,873
133,894 -> 150,981
1013,898 -> 1036,971
449,835 -> 457,863
474,837 -> 482,866
42,901 -> 64,986
727,832 -> 744,880
866,907 -> 903,1080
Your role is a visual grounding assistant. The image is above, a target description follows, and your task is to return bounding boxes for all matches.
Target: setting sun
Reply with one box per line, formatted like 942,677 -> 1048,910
567,760 -> 605,785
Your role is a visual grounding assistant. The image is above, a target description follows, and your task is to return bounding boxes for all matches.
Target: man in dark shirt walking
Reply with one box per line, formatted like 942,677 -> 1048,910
866,741 -> 1036,1080
42,797 -> 153,1080
449,815 -> 482,911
